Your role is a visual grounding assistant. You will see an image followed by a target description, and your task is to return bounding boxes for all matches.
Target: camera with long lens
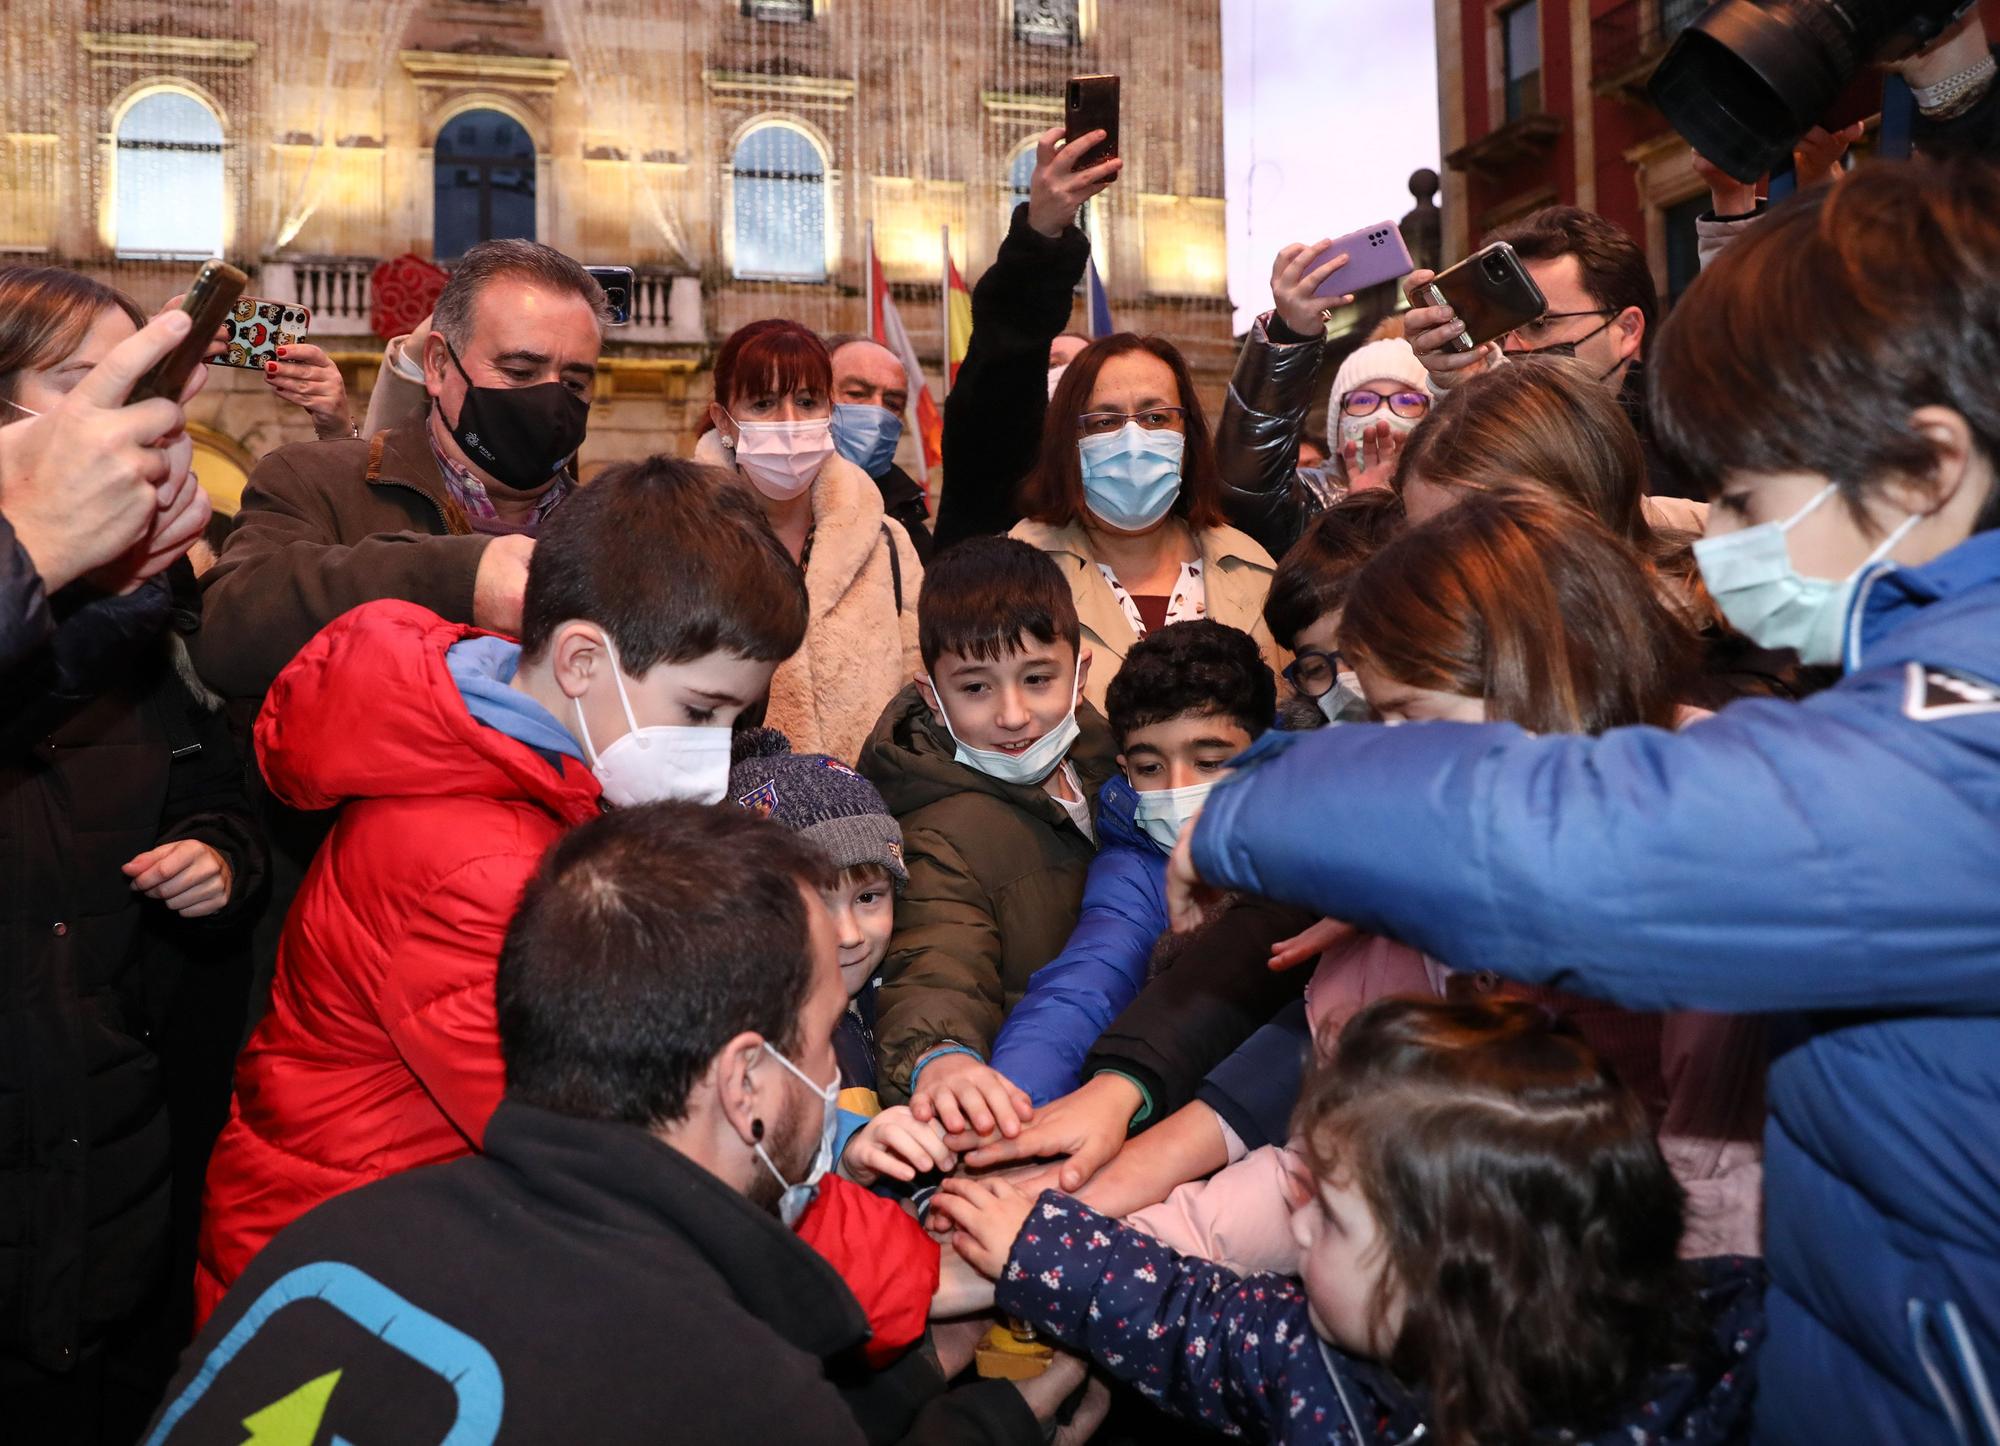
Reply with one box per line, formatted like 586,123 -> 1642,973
1648,0 -> 1981,182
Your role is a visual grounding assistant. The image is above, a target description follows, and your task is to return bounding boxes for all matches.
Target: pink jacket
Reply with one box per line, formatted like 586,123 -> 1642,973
1128,928 -> 1765,1271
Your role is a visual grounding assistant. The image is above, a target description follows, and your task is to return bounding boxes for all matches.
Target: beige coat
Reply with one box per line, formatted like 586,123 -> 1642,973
1009,517 -> 1288,715
695,431 -> 923,764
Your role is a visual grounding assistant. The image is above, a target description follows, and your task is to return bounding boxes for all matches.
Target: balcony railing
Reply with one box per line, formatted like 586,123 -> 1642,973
1592,0 -> 1709,90
259,259 -> 702,345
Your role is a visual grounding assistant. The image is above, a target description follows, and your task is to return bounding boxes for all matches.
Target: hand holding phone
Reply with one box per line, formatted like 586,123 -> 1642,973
1028,120 -> 1121,241
131,260 -> 248,405
1406,242 -> 1546,352
1064,75 -> 1119,169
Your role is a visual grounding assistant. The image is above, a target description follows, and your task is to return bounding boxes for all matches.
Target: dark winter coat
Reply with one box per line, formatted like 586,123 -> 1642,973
149,1100 -> 1041,1446
1081,892 -> 1316,1129
933,206 -> 1090,551
999,1192 -> 1766,1445
876,462 -> 935,564
1,572 -> 262,1375
858,684 -> 1117,1098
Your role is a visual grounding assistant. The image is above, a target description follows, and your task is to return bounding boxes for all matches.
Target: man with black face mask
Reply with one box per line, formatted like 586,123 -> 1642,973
146,803 -> 1078,1446
190,238 -> 608,1027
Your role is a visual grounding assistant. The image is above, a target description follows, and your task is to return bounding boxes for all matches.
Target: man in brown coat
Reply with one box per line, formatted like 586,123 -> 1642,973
191,238 -> 609,1023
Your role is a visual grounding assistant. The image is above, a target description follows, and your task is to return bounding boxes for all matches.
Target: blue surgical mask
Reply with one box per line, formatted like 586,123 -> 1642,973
1079,424 -> 1184,532
1693,484 -> 1921,668
830,403 -> 902,480
1132,779 -> 1213,852
753,1041 -> 840,1228
924,666 -> 1082,788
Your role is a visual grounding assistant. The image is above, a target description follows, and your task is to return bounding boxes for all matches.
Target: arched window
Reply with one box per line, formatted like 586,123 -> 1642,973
114,91 -> 224,259
732,123 -> 827,282
434,109 -> 536,261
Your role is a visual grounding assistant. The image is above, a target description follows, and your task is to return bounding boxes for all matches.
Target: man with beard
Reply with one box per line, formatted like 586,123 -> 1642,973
144,803 -> 1068,1445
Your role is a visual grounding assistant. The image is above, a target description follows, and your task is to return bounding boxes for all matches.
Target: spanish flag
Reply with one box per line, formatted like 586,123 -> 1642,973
865,226 -> 942,491
945,249 -> 973,389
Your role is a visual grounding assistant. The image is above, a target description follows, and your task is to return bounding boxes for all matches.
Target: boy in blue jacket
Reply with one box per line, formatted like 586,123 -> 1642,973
986,619 -> 1275,1106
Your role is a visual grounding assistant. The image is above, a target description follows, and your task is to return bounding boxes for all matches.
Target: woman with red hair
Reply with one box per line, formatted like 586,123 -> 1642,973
696,319 -> 923,762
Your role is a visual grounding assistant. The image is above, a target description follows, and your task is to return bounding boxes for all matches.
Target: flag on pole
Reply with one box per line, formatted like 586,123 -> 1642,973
867,226 -> 942,489
1084,257 -> 1115,339
944,244 -> 973,391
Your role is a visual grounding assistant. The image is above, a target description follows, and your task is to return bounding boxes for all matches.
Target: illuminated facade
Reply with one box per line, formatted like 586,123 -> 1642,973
0,0 -> 1229,493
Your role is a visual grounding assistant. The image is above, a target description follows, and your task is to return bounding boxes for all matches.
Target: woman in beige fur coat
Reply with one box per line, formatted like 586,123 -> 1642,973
697,320 -> 923,764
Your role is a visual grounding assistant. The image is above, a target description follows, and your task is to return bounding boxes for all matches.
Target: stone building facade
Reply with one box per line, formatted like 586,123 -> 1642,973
0,0 -> 1230,507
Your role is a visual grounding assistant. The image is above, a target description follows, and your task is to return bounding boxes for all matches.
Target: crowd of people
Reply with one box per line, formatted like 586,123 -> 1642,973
5,19 -> 2000,1444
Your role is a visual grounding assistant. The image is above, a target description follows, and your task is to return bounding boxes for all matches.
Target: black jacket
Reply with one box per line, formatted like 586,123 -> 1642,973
147,1100 -> 1041,1446
934,206 -> 1090,551
1082,892 -> 1316,1128
876,463 -> 935,564
1,565 -> 263,1376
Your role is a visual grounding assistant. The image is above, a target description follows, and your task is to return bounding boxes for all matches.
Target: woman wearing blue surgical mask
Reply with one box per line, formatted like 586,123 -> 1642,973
1011,334 -> 1289,714
1163,159 -> 2000,1446
695,320 -> 924,764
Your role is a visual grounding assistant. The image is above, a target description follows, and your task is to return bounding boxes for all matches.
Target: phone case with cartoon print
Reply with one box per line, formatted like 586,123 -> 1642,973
217,297 -> 312,369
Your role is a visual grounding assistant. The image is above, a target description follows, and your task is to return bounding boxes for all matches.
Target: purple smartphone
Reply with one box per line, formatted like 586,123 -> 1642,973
1309,221 -> 1416,299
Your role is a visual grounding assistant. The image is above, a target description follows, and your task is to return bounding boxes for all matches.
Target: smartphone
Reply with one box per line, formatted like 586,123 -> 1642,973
214,297 -> 312,369
1065,75 -> 1119,169
1406,242 -> 1547,352
585,264 -> 634,326
1310,221 -> 1416,299
131,260 -> 248,403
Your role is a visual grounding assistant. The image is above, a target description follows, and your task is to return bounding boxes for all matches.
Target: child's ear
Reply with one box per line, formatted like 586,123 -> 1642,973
549,622 -> 604,701
1075,646 -> 1093,699
915,673 -> 942,716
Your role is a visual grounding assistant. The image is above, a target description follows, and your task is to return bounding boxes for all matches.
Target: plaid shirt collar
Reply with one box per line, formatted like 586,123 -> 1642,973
426,420 -> 572,531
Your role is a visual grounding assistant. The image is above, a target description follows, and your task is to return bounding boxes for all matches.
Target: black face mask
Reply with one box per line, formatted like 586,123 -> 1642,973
443,340 -> 590,491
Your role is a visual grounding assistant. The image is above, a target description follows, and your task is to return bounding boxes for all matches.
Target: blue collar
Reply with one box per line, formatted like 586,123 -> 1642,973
1851,530 -> 2000,669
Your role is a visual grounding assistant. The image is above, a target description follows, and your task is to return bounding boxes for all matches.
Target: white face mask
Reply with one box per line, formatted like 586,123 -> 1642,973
569,633 -> 734,807
925,667 -> 1082,788
1336,407 -> 1424,466
725,413 -> 835,501
1316,670 -> 1368,725
754,1041 -> 840,1227
1132,779 -> 1212,852
1046,363 -> 1069,400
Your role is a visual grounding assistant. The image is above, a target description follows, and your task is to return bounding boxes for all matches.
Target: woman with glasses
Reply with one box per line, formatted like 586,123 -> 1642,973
1212,242 -> 1433,559
1011,334 -> 1287,713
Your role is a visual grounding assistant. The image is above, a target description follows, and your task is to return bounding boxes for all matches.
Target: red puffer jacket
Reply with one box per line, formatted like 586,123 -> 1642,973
193,601 -> 600,1325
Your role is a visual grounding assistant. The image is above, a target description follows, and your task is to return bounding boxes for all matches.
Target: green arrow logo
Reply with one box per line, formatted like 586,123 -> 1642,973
238,1369 -> 341,1446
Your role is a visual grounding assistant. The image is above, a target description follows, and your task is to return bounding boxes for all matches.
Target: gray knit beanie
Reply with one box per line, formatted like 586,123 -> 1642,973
728,729 -> 907,889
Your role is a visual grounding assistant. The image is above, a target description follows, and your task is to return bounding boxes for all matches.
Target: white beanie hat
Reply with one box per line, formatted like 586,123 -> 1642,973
1327,339 -> 1430,442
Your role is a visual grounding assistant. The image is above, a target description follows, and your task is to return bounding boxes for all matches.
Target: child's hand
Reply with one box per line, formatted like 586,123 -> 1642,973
1269,916 -> 1359,972
961,1072 -> 1141,1192
842,1105 -> 958,1186
1165,820 -> 1219,933
912,1053 -> 1033,1140
931,1245 -> 999,1319
932,1175 -> 1039,1279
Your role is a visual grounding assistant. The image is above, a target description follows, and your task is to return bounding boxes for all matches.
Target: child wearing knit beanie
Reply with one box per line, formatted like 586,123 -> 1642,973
729,730 -> 956,1190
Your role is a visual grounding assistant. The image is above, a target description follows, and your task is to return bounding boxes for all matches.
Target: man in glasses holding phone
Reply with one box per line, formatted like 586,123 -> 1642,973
1403,207 -> 1702,501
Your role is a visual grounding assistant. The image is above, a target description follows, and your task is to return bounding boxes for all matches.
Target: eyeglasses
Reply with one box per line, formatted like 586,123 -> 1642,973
1281,647 -> 1342,699
1504,309 -> 1615,357
1077,407 -> 1189,437
1342,389 -> 1430,421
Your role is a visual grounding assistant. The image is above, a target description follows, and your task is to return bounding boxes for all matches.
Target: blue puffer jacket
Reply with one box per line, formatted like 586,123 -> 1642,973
1188,530 -> 2000,1446
988,776 -> 1168,1105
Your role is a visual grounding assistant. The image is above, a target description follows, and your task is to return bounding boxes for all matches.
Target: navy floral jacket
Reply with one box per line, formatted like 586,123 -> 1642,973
994,1191 -> 1766,1444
